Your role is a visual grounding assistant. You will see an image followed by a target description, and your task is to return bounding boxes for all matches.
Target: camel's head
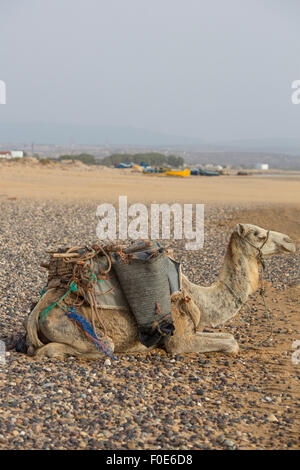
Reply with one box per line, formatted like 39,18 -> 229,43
235,223 -> 296,257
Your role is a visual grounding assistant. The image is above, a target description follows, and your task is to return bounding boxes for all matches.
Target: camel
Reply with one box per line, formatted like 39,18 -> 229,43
24,223 -> 295,359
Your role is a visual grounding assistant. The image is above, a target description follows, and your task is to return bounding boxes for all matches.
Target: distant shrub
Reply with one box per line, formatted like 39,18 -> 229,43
39,158 -> 52,165
100,152 -> 185,168
58,153 -> 96,165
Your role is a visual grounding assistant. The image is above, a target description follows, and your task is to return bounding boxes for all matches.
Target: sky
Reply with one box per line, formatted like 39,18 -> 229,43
0,0 -> 300,144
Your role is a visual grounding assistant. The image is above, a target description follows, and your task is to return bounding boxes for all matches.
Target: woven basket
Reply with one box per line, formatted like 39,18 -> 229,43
46,257 -> 74,282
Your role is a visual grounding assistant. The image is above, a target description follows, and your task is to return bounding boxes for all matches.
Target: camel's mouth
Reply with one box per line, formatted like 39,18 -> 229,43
261,233 -> 296,257
279,237 -> 296,254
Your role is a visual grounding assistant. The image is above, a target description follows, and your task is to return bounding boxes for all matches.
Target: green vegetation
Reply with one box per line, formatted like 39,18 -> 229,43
57,152 -> 185,168
39,158 -> 53,165
58,153 -> 96,165
100,152 -> 185,168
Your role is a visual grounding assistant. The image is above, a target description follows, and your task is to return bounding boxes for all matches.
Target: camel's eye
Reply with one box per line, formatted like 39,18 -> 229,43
254,231 -> 259,237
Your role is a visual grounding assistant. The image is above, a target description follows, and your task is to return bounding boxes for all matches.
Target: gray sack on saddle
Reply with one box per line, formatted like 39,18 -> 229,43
112,243 -> 176,347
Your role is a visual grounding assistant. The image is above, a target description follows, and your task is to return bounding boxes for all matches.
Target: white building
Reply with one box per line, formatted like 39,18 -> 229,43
11,150 -> 23,158
0,150 -> 24,159
255,163 -> 269,170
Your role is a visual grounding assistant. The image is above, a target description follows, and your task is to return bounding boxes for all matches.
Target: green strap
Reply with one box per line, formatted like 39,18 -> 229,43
39,271 -> 105,323
39,281 -> 78,323
88,271 -> 105,283
40,286 -> 46,298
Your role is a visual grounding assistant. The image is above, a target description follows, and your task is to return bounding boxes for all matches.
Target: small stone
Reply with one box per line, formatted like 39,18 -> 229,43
267,414 -> 278,422
104,359 -> 111,367
42,382 -> 56,388
32,424 -> 42,433
223,439 -> 235,448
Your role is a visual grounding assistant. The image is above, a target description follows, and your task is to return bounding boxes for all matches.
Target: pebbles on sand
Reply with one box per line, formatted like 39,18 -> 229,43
0,200 -> 299,450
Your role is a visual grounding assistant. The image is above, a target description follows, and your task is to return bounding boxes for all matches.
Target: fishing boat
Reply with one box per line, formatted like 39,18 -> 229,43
165,169 -> 191,177
198,168 -> 220,176
115,162 -> 133,169
143,167 -> 167,175
132,164 -> 144,171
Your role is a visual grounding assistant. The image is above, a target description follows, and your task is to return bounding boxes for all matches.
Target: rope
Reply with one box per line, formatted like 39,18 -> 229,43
40,243 -> 121,356
39,281 -> 78,323
64,305 -> 117,360
40,286 -> 46,298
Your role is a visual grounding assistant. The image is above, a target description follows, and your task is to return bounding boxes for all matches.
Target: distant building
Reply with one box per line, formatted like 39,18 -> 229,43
255,163 -> 269,170
0,151 -> 11,159
0,150 -> 24,159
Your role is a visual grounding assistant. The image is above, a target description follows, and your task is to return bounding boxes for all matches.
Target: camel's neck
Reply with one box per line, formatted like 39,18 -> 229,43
185,233 -> 260,328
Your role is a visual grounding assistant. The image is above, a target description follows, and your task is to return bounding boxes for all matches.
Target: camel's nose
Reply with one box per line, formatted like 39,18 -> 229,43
282,237 -> 296,253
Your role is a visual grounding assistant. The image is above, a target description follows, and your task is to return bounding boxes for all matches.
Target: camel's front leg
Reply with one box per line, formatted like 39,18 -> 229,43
164,331 -> 239,355
34,342 -> 107,359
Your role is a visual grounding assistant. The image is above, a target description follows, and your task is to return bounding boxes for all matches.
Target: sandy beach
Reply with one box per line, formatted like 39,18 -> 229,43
0,162 -> 299,450
0,162 -> 300,204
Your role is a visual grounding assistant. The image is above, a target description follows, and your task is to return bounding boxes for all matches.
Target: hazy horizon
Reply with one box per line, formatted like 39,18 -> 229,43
1,0 -> 300,146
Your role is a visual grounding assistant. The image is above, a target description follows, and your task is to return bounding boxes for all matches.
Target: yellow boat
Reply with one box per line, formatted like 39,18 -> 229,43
165,169 -> 191,177
132,164 -> 143,171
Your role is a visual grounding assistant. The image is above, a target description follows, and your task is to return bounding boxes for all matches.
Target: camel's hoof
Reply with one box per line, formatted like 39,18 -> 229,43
224,341 -> 239,355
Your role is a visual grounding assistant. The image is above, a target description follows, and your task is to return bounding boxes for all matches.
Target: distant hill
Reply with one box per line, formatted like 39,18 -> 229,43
0,122 -> 202,146
185,151 -> 300,170
0,122 -> 299,169
213,138 -> 300,156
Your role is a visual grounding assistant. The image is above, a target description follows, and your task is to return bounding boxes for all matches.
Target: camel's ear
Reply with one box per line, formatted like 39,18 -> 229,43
235,223 -> 246,238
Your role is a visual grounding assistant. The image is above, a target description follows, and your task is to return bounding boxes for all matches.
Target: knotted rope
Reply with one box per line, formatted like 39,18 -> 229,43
39,243 -> 120,356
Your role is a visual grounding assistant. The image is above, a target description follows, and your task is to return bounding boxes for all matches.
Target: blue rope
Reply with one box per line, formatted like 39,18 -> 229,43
65,305 -> 117,361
